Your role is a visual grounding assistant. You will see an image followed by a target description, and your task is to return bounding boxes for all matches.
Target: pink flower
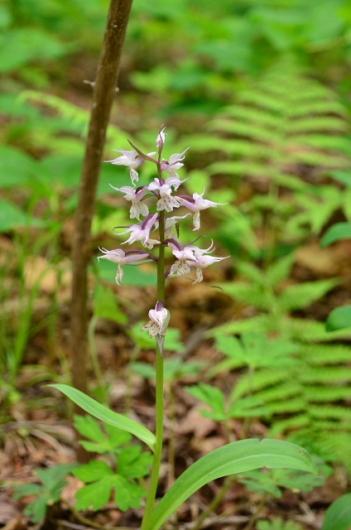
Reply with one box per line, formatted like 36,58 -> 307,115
148,178 -> 181,212
160,150 -> 188,177
108,150 -> 144,184
144,301 -> 170,342
164,214 -> 190,238
178,193 -> 220,230
122,213 -> 159,248
98,248 -> 151,284
112,185 -> 149,220
168,240 -> 226,283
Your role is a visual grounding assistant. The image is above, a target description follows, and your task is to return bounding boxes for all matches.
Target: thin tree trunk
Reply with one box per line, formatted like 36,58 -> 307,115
70,0 -> 133,394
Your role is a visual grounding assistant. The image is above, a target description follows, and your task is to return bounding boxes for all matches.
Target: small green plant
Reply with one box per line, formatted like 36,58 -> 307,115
73,415 -> 152,511
13,464 -> 76,524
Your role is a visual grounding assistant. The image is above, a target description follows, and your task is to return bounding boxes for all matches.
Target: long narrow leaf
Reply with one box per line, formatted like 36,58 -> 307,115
50,384 -> 155,450
148,439 -> 315,530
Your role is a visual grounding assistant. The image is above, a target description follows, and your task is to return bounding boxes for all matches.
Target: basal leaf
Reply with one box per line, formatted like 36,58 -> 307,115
50,384 -> 155,450
147,439 -> 315,530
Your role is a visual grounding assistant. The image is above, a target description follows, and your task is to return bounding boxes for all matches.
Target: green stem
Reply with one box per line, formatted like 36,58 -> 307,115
141,209 -> 166,530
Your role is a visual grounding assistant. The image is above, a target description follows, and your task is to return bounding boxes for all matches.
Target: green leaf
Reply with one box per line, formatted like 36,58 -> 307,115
326,305 -> 351,332
50,384 -> 155,450
187,384 -> 226,420
258,518 -> 303,530
73,461 -> 113,483
74,415 -> 106,444
13,483 -> 42,499
24,497 -> 48,524
0,146 -> 37,187
321,223 -> 351,246
148,439 -> 315,530
36,464 -> 76,492
279,280 -> 337,311
93,284 -> 127,324
322,493 -> 351,530
113,475 -> 145,511
0,199 -> 43,232
118,445 -> 152,479
75,476 -> 114,511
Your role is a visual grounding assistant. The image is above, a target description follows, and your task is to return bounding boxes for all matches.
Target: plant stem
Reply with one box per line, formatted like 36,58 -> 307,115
70,0 -> 133,395
141,210 -> 166,530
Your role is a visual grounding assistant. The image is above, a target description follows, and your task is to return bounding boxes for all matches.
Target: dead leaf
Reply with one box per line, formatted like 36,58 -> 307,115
24,256 -> 71,295
177,407 -> 215,439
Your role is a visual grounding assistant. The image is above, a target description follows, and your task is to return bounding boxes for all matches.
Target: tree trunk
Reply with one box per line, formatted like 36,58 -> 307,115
70,0 -> 133,394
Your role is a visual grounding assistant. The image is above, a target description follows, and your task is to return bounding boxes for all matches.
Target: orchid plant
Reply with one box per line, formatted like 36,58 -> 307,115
52,130 -> 316,530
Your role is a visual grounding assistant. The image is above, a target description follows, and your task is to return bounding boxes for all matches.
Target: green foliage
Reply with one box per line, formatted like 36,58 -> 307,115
129,324 -> 183,351
322,493 -> 351,530
147,439 -> 315,530
13,464 -> 76,523
0,199 -> 44,232
218,253 -> 338,320
93,284 -> 127,325
257,518 -> 303,530
326,305 -> 351,332
50,384 -> 156,449
321,222 -> 351,246
193,332 -> 351,469
131,358 -> 204,383
185,62 -> 351,247
240,458 -> 331,498
73,416 -> 152,512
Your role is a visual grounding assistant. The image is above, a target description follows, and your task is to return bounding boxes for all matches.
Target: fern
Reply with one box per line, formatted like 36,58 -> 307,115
18,90 -> 126,151
189,62 -> 349,180
185,61 -> 351,239
218,252 -> 338,316
220,336 -> 351,469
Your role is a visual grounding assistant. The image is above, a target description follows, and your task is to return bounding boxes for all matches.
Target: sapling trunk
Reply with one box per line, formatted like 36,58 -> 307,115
70,0 -> 133,394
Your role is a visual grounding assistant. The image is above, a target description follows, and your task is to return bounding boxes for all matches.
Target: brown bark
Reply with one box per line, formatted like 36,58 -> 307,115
70,0 -> 133,393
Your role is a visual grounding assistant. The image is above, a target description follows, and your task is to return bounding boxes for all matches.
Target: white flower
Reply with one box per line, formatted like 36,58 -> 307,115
122,213 -> 159,248
98,248 -> 151,284
144,301 -> 170,345
112,185 -> 149,220
148,178 -> 181,213
160,150 -> 188,177
168,240 -> 226,283
167,240 -> 196,278
164,214 -> 190,238
178,193 -> 220,230
108,150 -> 144,184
